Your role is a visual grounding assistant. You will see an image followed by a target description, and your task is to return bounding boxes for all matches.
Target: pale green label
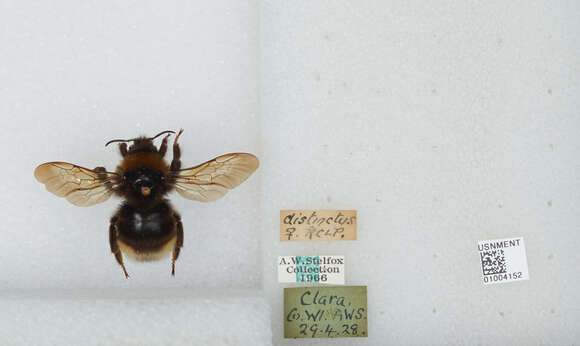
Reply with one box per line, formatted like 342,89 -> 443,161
284,286 -> 368,338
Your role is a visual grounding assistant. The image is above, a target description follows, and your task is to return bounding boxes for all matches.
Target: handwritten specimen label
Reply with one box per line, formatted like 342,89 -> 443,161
284,286 -> 367,339
278,256 -> 345,285
478,237 -> 529,285
280,210 -> 357,241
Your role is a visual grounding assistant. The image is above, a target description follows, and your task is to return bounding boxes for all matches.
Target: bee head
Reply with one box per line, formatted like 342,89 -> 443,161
123,167 -> 165,199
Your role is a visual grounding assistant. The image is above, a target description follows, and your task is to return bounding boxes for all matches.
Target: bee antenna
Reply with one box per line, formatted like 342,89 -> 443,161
105,130 -> 175,147
105,138 -> 131,147
149,130 -> 176,141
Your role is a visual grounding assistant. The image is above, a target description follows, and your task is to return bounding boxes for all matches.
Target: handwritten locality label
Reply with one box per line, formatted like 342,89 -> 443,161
284,286 -> 368,338
278,256 -> 345,285
280,210 -> 357,241
478,237 -> 529,285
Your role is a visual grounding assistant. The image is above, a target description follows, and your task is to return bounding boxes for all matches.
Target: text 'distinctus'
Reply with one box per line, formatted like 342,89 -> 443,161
280,210 -> 357,241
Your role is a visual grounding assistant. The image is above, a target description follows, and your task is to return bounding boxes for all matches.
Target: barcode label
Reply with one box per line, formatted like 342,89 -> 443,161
478,237 -> 529,285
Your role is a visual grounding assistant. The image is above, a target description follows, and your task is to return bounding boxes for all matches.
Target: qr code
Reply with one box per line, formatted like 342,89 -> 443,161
480,249 -> 507,275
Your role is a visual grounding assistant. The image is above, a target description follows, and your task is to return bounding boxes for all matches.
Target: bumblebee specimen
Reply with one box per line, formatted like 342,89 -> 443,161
34,130 -> 259,278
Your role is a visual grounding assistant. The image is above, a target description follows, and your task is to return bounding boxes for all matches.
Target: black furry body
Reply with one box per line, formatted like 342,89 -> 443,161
107,131 -> 184,278
115,202 -> 177,252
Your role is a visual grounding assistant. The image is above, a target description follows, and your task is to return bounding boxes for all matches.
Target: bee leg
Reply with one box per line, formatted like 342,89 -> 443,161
171,212 -> 184,276
109,216 -> 129,279
94,166 -> 113,190
93,166 -> 106,178
158,133 -> 172,158
119,143 -> 128,157
170,129 -> 184,171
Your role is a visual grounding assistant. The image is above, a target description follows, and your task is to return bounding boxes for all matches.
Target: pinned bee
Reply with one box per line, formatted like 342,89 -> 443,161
34,130 -> 259,278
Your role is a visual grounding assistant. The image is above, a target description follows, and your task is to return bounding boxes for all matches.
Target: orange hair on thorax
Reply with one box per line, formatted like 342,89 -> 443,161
119,152 -> 169,174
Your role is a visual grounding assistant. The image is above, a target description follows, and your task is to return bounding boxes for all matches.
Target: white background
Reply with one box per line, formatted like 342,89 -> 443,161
0,0 -> 261,289
1,1 -> 580,345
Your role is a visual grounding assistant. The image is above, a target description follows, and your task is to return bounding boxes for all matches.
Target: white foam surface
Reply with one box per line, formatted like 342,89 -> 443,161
0,289 -> 271,346
1,1 -> 580,345
261,1 -> 580,345
1,1 -> 266,344
0,0 -> 261,290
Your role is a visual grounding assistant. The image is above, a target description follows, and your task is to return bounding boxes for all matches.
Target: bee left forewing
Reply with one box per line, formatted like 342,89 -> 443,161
172,153 -> 259,202
34,162 -> 117,207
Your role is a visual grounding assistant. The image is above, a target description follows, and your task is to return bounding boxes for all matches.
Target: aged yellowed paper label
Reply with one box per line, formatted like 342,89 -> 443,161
280,210 -> 357,241
284,286 -> 368,338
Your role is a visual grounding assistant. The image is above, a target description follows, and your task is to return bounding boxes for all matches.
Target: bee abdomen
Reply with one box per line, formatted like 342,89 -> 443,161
115,202 -> 178,262
118,237 -> 176,262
